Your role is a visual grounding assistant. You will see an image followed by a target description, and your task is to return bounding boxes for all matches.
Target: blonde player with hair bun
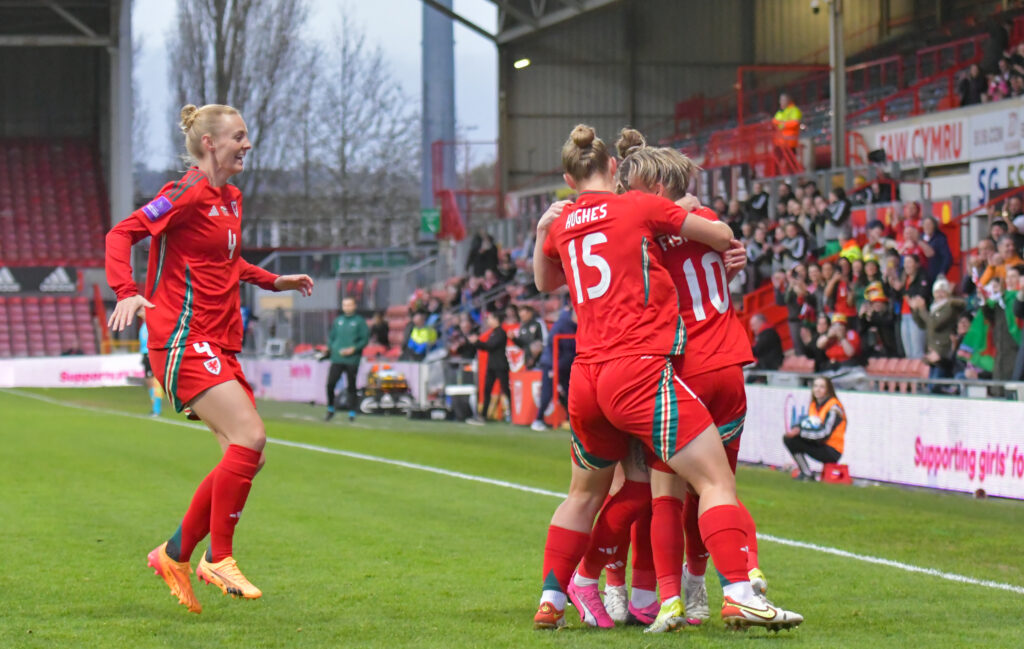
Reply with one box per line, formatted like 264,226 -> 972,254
105,103 -> 314,613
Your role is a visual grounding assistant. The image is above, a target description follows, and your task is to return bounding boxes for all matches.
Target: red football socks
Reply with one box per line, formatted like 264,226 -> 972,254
541,525 -> 591,595
651,496 -> 685,600
630,501 -> 656,591
682,491 -> 709,576
166,468 -> 216,562
578,480 -> 650,580
209,444 -> 262,562
738,500 -> 759,571
698,504 -> 750,584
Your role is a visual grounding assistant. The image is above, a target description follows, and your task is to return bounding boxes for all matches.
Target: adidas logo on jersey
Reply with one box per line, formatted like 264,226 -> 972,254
0,267 -> 21,292
39,267 -> 76,293
208,205 -> 231,217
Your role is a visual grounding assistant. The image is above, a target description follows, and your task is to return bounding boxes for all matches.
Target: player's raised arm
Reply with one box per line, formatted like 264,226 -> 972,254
534,200 -> 569,292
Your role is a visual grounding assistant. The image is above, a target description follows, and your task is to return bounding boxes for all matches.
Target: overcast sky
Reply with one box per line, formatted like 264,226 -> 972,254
132,0 -> 497,168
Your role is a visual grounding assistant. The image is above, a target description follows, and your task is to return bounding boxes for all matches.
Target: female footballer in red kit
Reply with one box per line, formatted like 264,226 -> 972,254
532,125 -> 801,633
105,104 -> 313,613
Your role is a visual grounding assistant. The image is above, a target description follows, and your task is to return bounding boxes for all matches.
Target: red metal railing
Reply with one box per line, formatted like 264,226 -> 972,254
847,54 -> 979,124
914,34 -> 985,80
703,121 -> 804,176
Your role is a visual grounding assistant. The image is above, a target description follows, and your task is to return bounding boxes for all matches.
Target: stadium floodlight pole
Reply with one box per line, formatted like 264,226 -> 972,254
829,0 -> 847,168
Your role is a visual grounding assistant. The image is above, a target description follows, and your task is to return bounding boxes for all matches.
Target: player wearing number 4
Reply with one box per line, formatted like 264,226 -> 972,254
531,124 -> 801,633
105,103 -> 314,613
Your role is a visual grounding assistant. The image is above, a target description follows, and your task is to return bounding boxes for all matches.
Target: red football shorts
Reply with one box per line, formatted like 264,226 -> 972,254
148,342 -> 254,413
568,355 -> 714,471
674,363 -> 747,445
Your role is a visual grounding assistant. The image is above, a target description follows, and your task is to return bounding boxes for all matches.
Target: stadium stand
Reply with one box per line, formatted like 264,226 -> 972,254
0,295 -> 97,358
0,139 -> 107,267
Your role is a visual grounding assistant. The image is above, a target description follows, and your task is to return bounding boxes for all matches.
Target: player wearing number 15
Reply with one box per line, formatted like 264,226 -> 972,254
532,124 -> 746,631
105,103 -> 314,613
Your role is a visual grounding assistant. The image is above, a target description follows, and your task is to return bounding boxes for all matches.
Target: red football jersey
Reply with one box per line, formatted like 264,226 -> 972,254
659,207 -> 754,378
106,168 -> 278,352
541,191 -> 688,363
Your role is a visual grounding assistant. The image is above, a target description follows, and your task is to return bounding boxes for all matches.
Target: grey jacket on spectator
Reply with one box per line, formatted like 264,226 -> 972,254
823,199 -> 852,242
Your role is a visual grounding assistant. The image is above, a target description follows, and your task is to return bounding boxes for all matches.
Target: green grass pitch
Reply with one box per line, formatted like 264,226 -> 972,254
1,387 -> 1022,648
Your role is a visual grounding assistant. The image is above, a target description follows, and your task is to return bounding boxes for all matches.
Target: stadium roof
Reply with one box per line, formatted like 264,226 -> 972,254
0,0 -> 113,47
422,0 -> 620,44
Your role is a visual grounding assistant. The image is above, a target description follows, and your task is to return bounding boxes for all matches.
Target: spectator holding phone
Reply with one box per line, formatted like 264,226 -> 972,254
816,313 -> 862,370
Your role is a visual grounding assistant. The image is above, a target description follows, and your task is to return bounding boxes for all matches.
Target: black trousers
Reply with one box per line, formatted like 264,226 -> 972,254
784,435 -> 841,476
327,362 -> 359,410
481,366 -> 511,418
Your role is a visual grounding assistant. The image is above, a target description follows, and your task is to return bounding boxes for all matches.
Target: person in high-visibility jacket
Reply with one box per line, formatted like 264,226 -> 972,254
772,92 -> 802,152
784,376 -> 845,480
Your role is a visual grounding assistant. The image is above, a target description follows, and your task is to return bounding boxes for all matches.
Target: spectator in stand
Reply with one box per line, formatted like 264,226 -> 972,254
367,310 -> 389,347
982,266 -> 1022,381
1011,42 -> 1024,74
823,187 -> 852,257
776,220 -> 811,270
890,254 -> 931,359
1011,277 -> 1024,380
870,170 -> 897,203
469,310 -> 511,423
747,223 -> 774,290
897,223 -> 933,273
724,199 -> 745,237
772,92 -> 802,154
496,251 -> 518,285
961,237 -> 997,302
747,181 -> 769,222
864,220 -> 895,259
785,376 -> 846,481
778,182 -> 794,205
990,218 -> 1009,242
750,313 -> 783,371
816,313 -> 862,370
775,267 -> 816,356
515,304 -> 547,368
913,278 -> 965,386
958,64 -> 987,105
802,314 -> 831,371
950,312 -> 975,385
425,296 -> 444,330
858,281 -> 899,358
806,262 -> 826,308
860,256 -> 889,300
826,256 -> 859,329
403,311 -> 438,361
466,231 -> 499,278
711,195 -> 728,219
987,70 -> 1010,102
978,235 -> 1024,289
325,297 -> 370,422
531,305 -> 576,431
920,217 -> 952,283
447,314 -> 479,361
1010,73 -> 1024,98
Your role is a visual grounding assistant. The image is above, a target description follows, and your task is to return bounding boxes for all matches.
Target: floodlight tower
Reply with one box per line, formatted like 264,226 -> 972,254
421,0 -> 457,213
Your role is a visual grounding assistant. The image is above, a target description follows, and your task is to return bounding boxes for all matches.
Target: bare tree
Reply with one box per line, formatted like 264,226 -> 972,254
316,10 -> 420,248
166,0 -> 313,225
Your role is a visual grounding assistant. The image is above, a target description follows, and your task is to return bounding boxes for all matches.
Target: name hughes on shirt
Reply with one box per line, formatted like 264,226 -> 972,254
565,204 -> 608,229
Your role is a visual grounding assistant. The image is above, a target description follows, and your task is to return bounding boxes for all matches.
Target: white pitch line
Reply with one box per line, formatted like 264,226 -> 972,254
5,388 -> 1024,596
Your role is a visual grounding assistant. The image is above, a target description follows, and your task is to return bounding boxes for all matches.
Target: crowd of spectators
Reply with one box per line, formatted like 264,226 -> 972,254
958,21 -> 1024,106
749,189 -> 1024,390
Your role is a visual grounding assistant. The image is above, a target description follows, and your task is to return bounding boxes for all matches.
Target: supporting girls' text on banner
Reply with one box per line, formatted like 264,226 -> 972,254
742,385 -> 1024,500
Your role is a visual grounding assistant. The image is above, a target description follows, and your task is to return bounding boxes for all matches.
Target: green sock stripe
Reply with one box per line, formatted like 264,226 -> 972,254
542,570 -> 563,594
165,525 -> 183,561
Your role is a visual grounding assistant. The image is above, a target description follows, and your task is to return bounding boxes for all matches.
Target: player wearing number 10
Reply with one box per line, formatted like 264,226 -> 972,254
105,103 -> 314,613
532,125 -> 799,633
616,131 -> 769,624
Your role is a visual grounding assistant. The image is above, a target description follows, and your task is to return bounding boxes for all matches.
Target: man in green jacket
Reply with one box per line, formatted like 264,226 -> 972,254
326,297 -> 369,421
